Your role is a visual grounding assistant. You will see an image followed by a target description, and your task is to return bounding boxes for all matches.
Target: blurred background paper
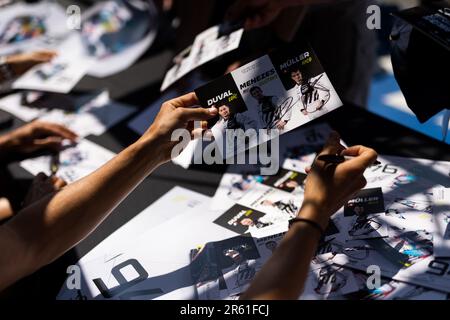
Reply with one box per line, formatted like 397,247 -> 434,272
37,91 -> 137,137
12,33 -> 95,93
0,1 -> 68,56
80,0 -> 159,78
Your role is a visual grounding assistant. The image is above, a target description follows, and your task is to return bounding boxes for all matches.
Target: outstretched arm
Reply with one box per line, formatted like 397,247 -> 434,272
0,93 -> 217,291
241,132 -> 378,299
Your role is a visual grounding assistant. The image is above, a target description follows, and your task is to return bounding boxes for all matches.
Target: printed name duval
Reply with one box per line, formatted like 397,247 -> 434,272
180,304 -> 269,317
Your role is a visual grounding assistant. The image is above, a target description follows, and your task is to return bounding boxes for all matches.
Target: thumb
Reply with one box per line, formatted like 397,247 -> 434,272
320,131 -> 344,155
179,106 -> 218,122
33,137 -> 64,152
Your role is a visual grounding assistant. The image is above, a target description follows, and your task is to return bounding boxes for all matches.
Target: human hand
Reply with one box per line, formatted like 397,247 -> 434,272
300,132 -> 378,229
0,121 -> 78,159
276,120 -> 287,130
316,101 -> 325,111
22,172 -> 67,208
6,50 -> 57,77
141,92 -> 218,163
0,197 -> 13,223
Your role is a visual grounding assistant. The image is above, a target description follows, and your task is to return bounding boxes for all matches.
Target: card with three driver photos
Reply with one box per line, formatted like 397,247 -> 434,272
195,44 -> 342,159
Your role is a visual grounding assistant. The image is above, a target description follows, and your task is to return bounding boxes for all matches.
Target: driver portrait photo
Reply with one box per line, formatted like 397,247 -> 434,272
290,68 -> 331,120
216,103 -> 257,131
249,86 -> 292,130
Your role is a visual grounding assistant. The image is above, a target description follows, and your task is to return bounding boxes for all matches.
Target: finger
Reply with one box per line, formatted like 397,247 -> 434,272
341,145 -> 378,168
168,92 -> 201,109
357,176 -> 367,189
33,122 -> 78,141
305,166 -> 311,174
33,52 -> 57,62
35,49 -> 57,58
33,137 -> 64,152
50,176 -> 67,189
35,172 -> 48,182
190,127 -> 205,139
320,131 -> 345,156
178,106 -> 218,122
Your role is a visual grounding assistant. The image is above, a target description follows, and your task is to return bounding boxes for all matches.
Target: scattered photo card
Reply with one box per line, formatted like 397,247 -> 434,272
344,188 -> 385,217
190,229 -> 286,300
0,92 -> 44,121
57,196 -> 240,300
209,165 -> 305,212
237,184 -> 301,221
20,139 -> 115,183
12,34 -> 94,93
0,91 -> 136,137
160,24 -> 244,91
339,269 -> 447,300
261,168 -> 306,194
332,211 -> 387,241
324,229 -> 450,293
299,264 -> 360,300
37,91 -> 137,137
214,204 -> 276,234
209,169 -> 264,211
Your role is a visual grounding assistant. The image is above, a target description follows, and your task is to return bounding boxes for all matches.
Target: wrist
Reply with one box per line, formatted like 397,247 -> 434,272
0,132 -> 15,156
297,199 -> 330,231
132,135 -> 166,167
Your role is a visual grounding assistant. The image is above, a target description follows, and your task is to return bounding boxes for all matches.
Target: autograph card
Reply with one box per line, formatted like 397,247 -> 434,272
261,168 -> 306,194
344,188 -> 385,217
160,25 -> 243,91
195,44 -> 342,158
213,204 -> 284,235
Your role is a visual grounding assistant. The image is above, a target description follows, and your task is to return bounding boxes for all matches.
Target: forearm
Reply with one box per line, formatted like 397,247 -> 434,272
6,137 -> 163,271
241,205 -> 326,300
0,133 -> 14,163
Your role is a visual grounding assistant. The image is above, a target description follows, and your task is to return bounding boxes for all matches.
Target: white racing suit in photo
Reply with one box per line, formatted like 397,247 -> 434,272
257,95 -> 292,129
297,74 -> 331,120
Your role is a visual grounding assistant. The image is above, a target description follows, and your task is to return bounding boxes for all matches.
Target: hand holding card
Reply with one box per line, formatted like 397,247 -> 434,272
141,92 -> 218,164
300,133 -> 378,229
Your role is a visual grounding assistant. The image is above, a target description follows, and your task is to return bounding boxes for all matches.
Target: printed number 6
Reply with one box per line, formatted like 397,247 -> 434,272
93,259 -> 162,299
